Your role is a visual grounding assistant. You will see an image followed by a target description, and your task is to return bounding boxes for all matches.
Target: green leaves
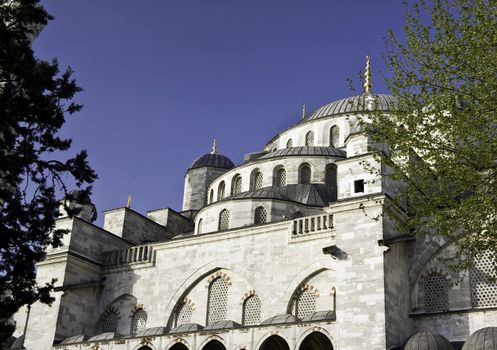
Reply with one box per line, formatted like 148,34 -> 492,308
367,0 -> 497,270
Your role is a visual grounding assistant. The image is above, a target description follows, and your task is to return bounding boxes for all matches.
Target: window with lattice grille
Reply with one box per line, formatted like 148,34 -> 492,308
175,300 -> 194,327
471,250 -> 497,307
197,219 -> 203,234
325,165 -> 337,186
305,131 -> 314,146
254,206 -> 267,224
217,181 -> 225,200
275,168 -> 286,187
330,126 -> 340,147
218,209 -> 229,231
286,139 -> 293,148
101,309 -> 119,333
296,289 -> 316,319
253,172 -> 263,190
207,277 -> 229,324
300,166 -> 311,184
424,273 -> 449,312
232,176 -> 242,195
130,309 -> 147,335
242,295 -> 261,325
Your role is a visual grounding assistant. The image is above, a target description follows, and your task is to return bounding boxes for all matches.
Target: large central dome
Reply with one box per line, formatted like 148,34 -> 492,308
302,94 -> 396,122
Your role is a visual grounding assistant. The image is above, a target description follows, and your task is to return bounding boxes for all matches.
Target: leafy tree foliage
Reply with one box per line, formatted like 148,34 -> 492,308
366,0 -> 497,269
0,0 -> 96,343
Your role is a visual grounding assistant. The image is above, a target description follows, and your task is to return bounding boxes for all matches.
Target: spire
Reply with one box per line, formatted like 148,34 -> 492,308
363,55 -> 372,95
211,138 -> 217,154
301,102 -> 307,120
126,194 -> 132,208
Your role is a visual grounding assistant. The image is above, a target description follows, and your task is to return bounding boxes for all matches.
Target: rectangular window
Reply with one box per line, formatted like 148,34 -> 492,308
354,179 -> 364,193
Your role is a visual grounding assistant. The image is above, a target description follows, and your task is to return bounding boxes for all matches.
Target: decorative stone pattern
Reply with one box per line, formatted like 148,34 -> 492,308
101,308 -> 119,333
296,288 -> 317,319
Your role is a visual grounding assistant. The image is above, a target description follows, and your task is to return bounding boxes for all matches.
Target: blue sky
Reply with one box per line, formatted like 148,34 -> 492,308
34,1 -> 406,224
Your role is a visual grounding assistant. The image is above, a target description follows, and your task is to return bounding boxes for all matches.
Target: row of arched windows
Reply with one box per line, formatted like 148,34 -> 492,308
284,125 -> 340,149
197,206 -> 267,234
208,164 -> 338,204
100,307 -> 148,335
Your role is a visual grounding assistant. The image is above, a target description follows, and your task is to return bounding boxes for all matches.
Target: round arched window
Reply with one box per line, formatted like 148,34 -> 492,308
305,131 -> 314,146
286,139 -> 293,148
218,209 -> 230,231
330,125 -> 340,147
275,168 -> 286,187
232,175 -> 242,195
300,165 -> 311,184
254,206 -> 267,224
217,181 -> 225,200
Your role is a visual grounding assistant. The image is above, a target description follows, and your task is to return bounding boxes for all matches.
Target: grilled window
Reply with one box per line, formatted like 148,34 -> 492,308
471,250 -> 497,307
219,209 -> 229,231
242,295 -> 261,326
424,273 -> 449,312
253,171 -> 263,190
217,181 -> 225,200
130,309 -> 147,335
207,278 -> 229,324
276,168 -> 286,187
175,300 -> 194,327
300,165 -> 311,184
296,289 -> 316,319
286,139 -> 293,148
305,131 -> 314,146
325,164 -> 337,186
330,125 -> 340,147
254,206 -> 267,224
232,175 -> 242,195
101,308 -> 119,333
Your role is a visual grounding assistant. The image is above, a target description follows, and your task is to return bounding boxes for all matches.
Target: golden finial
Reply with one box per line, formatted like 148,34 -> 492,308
301,102 -> 307,120
126,194 -> 132,208
211,139 -> 217,154
363,55 -> 372,95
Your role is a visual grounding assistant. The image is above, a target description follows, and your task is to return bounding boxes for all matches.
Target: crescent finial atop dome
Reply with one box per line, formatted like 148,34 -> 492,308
363,55 -> 372,95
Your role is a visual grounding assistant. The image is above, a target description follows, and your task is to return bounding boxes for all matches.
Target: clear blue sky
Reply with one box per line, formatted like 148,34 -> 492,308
34,1 -> 406,224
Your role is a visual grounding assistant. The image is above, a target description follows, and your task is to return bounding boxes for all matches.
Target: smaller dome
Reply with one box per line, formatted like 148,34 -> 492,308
404,331 -> 454,350
189,153 -> 235,170
462,327 -> 497,350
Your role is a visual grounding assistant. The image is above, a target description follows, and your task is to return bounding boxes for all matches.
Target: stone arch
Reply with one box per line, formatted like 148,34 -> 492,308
281,259 -> 334,307
198,335 -> 227,350
295,328 -> 334,350
98,293 -> 137,334
298,163 -> 312,184
133,343 -> 155,350
165,338 -> 191,350
164,261 -> 256,328
257,333 -> 290,350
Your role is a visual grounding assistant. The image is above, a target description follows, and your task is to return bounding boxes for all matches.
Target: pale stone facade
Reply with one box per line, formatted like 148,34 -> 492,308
7,93 -> 497,350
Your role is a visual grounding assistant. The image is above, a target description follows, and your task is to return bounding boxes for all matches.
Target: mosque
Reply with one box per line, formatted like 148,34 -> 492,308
7,58 -> 497,350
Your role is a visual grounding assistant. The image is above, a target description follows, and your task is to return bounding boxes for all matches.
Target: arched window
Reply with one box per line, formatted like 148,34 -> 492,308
305,131 -> 314,146
286,139 -> 293,148
275,168 -> 286,187
197,219 -> 203,234
254,206 -> 267,225
130,308 -> 147,335
251,170 -> 263,190
242,295 -> 261,325
325,164 -> 337,187
424,273 -> 449,312
100,308 -> 119,333
299,164 -> 312,184
218,209 -> 229,231
330,125 -> 340,147
207,277 -> 229,324
217,181 -> 225,201
296,289 -> 317,319
175,299 -> 194,327
232,175 -> 242,195
470,250 -> 497,307
209,189 -> 214,204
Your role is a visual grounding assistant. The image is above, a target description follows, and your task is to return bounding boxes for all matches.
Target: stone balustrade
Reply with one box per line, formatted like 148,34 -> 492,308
103,245 -> 154,268
291,214 -> 334,237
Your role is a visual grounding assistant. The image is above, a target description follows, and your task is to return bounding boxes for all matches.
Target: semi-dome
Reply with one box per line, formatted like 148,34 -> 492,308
403,331 -> 454,350
302,94 -> 396,122
189,153 -> 235,170
462,327 -> 497,350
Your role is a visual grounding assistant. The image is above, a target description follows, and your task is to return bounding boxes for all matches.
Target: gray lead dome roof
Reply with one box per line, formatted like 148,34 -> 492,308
189,153 -> 235,170
404,331 -> 454,350
462,327 -> 497,350
303,94 -> 396,122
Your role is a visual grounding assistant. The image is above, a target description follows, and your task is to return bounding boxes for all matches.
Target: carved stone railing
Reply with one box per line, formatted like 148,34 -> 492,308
291,214 -> 334,237
103,245 -> 155,269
